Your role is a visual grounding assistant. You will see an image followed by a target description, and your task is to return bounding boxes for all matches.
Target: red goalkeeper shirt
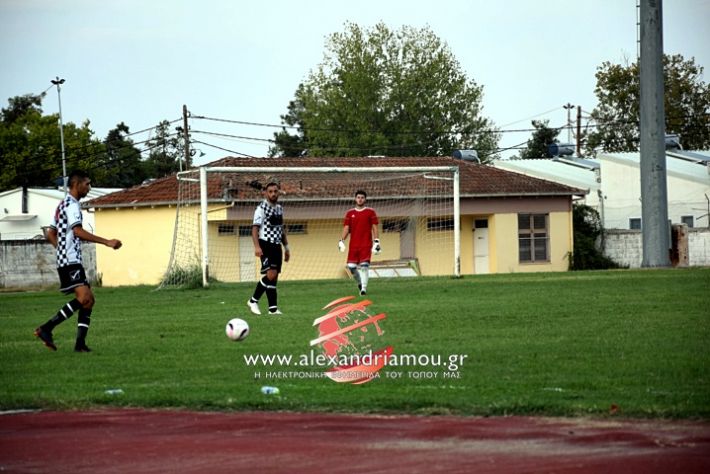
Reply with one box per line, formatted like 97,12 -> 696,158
344,207 -> 378,247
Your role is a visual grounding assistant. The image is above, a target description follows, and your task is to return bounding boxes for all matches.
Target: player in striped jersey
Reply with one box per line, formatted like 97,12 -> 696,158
34,170 -> 122,352
339,190 -> 380,295
247,181 -> 290,315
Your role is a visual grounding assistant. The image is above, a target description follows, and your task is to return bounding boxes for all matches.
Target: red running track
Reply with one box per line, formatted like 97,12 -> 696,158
1,409 -> 709,473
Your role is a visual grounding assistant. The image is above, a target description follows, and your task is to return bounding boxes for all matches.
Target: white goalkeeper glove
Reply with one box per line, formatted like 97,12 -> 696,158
372,239 -> 381,254
338,240 -> 346,252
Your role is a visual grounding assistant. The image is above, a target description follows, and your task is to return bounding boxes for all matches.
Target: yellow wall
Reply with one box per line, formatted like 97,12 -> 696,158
94,205 -> 574,286
414,218 -> 455,276
490,211 -> 571,273
459,215 -> 475,275
94,206 -> 177,286
208,220 -> 405,282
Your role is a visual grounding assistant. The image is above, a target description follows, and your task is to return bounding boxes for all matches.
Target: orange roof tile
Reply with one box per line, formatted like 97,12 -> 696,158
86,156 -> 585,208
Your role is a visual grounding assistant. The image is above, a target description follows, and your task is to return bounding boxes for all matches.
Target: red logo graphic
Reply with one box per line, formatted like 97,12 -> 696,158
310,296 -> 392,384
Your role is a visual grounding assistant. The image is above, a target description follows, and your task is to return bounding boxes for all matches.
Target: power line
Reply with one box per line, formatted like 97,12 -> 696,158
192,140 -> 256,158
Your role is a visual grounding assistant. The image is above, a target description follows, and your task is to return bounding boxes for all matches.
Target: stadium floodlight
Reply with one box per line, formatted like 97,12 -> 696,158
160,165 -> 460,288
50,77 -> 67,195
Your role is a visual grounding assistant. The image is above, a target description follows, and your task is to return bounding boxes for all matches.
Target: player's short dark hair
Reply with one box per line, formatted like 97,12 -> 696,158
265,181 -> 280,189
68,170 -> 90,188
355,190 -> 367,198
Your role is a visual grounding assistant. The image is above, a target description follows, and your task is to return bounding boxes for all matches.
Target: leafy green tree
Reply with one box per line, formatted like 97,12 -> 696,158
0,94 -> 101,190
587,54 -> 710,154
99,122 -> 149,187
144,120 -> 190,178
269,22 -> 499,160
516,120 -> 561,159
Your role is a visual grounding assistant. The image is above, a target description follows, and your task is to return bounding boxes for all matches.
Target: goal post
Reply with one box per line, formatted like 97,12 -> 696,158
160,165 -> 460,289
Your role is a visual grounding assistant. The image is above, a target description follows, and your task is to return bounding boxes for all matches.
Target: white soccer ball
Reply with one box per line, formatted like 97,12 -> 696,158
225,318 -> 250,342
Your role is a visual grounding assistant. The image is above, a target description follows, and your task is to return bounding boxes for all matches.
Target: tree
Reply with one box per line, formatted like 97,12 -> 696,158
516,120 -> 561,159
99,123 -> 149,187
586,54 -> 710,154
0,94 -> 101,190
269,22 -> 499,160
145,120 -> 190,178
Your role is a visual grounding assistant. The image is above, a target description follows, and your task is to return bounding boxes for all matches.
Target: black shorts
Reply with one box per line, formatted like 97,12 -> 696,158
57,264 -> 90,294
259,240 -> 283,274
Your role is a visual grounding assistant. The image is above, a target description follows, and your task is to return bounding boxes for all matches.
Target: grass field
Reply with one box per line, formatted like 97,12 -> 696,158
1,268 -> 708,418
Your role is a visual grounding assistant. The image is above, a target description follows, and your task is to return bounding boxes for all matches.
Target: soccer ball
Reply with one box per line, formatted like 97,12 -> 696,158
225,318 -> 250,342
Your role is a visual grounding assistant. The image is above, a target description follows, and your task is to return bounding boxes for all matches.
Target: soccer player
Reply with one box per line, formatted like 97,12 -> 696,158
34,170 -> 122,352
247,181 -> 290,315
339,190 -> 380,295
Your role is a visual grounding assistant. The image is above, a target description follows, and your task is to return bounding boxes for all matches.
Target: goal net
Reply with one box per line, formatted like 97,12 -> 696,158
159,165 -> 460,289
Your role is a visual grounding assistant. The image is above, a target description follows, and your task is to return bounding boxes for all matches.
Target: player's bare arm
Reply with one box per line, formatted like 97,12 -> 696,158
73,226 -> 122,249
46,227 -> 58,248
282,231 -> 290,263
251,225 -> 263,257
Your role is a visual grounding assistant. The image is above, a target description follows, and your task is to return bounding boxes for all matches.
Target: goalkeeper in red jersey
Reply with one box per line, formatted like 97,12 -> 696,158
338,190 -> 380,295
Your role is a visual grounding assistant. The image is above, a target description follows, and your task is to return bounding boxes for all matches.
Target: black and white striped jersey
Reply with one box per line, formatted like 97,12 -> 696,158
252,200 -> 284,244
50,195 -> 83,267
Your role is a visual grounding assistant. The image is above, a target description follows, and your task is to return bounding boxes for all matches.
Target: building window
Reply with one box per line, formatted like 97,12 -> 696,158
427,217 -> 454,232
518,214 -> 548,263
681,216 -> 694,228
383,218 -> 408,233
286,223 -> 307,234
238,225 -> 252,237
629,218 -> 642,230
474,219 -> 488,229
218,224 -> 236,235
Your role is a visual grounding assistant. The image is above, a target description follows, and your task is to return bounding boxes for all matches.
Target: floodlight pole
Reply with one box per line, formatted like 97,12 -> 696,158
51,77 -> 67,195
639,0 -> 670,267
563,103 -> 574,144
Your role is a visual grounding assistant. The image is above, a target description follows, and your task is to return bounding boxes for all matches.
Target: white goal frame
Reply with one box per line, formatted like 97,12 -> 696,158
174,165 -> 460,288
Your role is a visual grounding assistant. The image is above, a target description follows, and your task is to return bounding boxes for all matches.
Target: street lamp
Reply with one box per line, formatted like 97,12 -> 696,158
51,77 -> 67,195
563,103 -> 574,144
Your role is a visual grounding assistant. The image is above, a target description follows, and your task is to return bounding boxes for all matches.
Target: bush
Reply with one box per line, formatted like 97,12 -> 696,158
570,204 -> 622,270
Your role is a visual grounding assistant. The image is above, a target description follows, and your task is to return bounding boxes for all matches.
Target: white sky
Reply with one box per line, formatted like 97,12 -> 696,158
1,0 -> 709,165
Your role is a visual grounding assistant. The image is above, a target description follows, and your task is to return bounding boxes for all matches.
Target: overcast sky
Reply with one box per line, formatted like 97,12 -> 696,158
1,0 -> 709,164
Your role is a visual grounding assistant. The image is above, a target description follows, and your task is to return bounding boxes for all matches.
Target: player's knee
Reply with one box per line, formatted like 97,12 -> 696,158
78,295 -> 94,308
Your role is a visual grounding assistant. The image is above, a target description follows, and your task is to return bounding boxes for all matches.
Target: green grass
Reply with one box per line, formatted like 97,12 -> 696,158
1,268 -> 709,418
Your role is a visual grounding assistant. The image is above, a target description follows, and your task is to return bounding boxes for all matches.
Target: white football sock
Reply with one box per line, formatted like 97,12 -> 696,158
360,264 -> 369,289
347,264 -> 361,284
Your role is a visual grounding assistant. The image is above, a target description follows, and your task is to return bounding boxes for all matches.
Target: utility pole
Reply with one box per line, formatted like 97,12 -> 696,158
576,106 -> 582,156
563,103 -> 574,144
51,77 -> 67,195
639,0 -> 670,267
182,105 -> 189,172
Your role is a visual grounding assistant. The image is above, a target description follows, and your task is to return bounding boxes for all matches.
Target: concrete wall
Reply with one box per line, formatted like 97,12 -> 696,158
603,227 -> 710,268
689,228 -> 710,267
0,240 -> 96,289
